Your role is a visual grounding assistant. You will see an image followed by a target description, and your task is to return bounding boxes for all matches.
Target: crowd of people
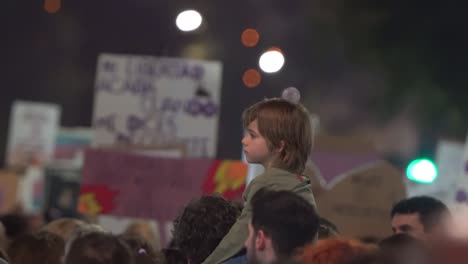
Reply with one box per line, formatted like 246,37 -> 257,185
0,98 -> 466,264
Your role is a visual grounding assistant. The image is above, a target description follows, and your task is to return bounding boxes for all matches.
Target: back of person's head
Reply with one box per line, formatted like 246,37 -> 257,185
123,220 -> 160,250
391,196 -> 450,231
7,231 -> 65,264
379,234 -> 428,264
42,217 -> 85,242
162,248 -> 186,264
65,232 -> 133,264
251,188 -> 320,258
64,223 -> 105,257
379,233 -> 423,249
0,248 -> 8,264
242,98 -> 312,173
120,234 -> 162,264
340,252 -> 382,264
0,213 -> 30,242
318,217 -> 339,239
172,195 -> 241,264
430,238 -> 468,264
300,239 -> 377,264
0,222 -> 8,255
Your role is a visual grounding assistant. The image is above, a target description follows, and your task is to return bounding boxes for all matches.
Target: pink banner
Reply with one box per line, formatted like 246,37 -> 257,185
78,149 -> 247,222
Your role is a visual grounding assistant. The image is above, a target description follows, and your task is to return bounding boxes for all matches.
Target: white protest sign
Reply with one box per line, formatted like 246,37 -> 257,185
6,101 -> 60,167
453,133 -> 468,205
405,140 -> 464,203
92,54 -> 223,158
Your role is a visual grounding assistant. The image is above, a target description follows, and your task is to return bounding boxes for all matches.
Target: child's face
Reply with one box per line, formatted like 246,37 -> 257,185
242,120 -> 274,166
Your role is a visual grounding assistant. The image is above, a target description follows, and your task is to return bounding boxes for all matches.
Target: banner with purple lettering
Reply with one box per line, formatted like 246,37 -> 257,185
92,54 -> 223,158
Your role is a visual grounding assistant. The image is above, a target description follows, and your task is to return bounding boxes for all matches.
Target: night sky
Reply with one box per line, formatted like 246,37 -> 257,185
2,0 -> 467,168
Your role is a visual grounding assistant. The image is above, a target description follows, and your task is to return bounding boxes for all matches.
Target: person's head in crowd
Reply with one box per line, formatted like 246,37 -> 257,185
172,195 -> 241,264
0,222 -> 7,252
339,252 -> 382,264
65,232 -> 134,264
242,98 -> 313,174
162,248 -> 186,264
390,196 -> 451,240
7,231 -> 65,264
120,234 -> 163,264
0,213 -> 30,243
0,244 -> 8,264
299,239 -> 377,264
123,220 -> 161,250
42,217 -> 85,242
245,189 -> 320,264
359,236 -> 381,245
430,238 -> 468,264
378,233 -> 428,264
64,223 -> 105,259
318,217 -> 339,239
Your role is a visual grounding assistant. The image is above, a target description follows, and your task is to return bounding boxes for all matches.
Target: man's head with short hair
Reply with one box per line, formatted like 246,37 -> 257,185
245,188 -> 319,264
390,196 -> 450,240
172,195 -> 241,264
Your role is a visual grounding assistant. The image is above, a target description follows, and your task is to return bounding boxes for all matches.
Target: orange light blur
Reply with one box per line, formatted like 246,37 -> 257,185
44,0 -> 61,14
241,29 -> 260,47
242,69 -> 261,88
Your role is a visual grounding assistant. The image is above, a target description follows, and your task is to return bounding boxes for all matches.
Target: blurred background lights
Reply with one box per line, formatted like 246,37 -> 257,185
176,10 -> 203,32
406,158 -> 438,183
242,69 -> 261,88
259,49 -> 285,73
44,0 -> 61,14
241,29 -> 260,47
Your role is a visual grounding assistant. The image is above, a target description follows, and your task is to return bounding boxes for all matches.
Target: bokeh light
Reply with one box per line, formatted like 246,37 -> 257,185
176,10 -> 203,32
44,0 -> 61,14
241,29 -> 260,47
242,69 -> 261,88
259,48 -> 285,73
406,158 -> 438,183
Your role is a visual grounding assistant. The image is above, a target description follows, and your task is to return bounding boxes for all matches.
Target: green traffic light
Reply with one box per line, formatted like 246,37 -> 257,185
406,158 -> 438,183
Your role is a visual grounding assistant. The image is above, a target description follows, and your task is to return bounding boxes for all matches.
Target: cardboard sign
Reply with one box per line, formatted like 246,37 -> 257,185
308,135 -> 406,238
78,149 -> 247,222
0,171 -> 19,214
92,54 -> 223,158
310,161 -> 406,239
6,101 -> 60,167
310,135 -> 381,189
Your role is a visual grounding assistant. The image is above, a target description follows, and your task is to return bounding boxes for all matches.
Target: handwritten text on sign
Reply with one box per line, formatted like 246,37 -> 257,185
92,54 -> 223,157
